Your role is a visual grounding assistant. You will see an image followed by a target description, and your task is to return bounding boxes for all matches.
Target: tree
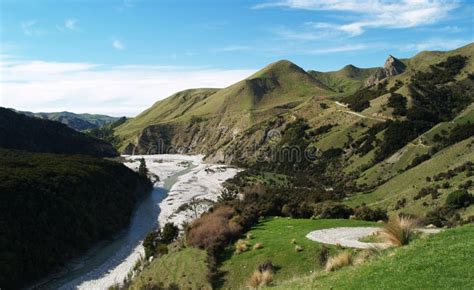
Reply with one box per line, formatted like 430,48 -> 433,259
138,158 -> 148,177
161,222 -> 179,244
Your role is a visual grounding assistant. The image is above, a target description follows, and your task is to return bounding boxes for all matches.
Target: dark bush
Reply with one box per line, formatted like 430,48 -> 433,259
317,245 -> 329,266
353,205 -> 388,221
313,202 -> 354,219
445,189 -> 472,209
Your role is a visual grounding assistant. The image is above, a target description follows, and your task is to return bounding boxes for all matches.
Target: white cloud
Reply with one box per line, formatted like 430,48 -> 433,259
21,20 -> 40,36
255,0 -> 459,36
112,39 -> 124,50
306,44 -> 368,54
64,19 -> 78,31
400,38 -> 473,52
0,57 -> 256,116
213,45 -> 252,52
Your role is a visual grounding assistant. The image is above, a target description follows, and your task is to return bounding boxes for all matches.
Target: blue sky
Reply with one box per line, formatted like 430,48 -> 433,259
1,0 -> 473,116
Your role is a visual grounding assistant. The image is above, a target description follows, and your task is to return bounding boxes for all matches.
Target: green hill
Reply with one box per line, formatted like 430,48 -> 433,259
115,60 -> 329,154
18,110 -> 121,131
0,107 -> 118,157
308,64 -> 378,94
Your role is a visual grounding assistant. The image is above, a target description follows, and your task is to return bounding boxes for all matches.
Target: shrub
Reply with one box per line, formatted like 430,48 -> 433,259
186,206 -> 242,249
257,261 -> 274,273
314,202 -> 354,219
253,242 -> 264,250
445,189 -> 472,209
353,206 -> 388,221
160,222 -> 179,244
381,216 -> 417,247
325,251 -> 352,272
295,245 -> 304,252
248,270 -> 273,288
235,239 -> 249,254
317,245 -> 329,266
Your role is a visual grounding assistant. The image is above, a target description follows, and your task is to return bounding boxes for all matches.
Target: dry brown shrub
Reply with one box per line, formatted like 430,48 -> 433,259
381,215 -> 417,247
186,205 -> 242,248
325,251 -> 352,272
248,270 -> 273,288
253,242 -> 263,250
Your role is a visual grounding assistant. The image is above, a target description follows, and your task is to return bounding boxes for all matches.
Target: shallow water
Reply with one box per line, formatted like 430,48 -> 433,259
37,165 -> 194,289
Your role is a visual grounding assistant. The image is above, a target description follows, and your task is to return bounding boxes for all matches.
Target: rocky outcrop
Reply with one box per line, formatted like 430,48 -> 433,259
365,55 -> 406,87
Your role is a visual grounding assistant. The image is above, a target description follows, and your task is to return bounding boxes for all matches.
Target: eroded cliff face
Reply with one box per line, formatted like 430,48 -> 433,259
122,110 -> 289,165
365,55 -> 406,87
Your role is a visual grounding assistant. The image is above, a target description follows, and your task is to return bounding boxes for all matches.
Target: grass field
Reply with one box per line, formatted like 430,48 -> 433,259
129,247 -> 211,290
272,224 -> 474,289
218,218 -> 375,289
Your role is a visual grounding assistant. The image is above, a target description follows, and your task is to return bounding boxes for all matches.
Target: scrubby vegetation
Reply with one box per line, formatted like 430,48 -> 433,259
0,149 -> 151,288
381,216 -> 417,247
0,107 -> 117,157
341,83 -> 388,112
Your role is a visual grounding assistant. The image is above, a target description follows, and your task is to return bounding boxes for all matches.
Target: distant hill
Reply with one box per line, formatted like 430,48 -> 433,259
18,110 -> 121,131
308,64 -> 378,94
0,107 -> 118,157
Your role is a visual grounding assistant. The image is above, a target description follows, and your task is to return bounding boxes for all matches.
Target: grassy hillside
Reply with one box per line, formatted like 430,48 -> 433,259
0,149 -> 151,289
272,224 -> 474,289
219,218 -> 374,289
0,107 -> 118,157
115,60 -> 330,153
130,247 -> 211,290
309,65 -> 377,94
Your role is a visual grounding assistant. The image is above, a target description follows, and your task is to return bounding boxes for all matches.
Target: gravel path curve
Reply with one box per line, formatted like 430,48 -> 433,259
306,227 -> 442,249
306,227 -> 387,249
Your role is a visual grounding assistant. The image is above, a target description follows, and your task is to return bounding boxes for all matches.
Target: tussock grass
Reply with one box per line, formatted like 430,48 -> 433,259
381,216 -> 417,247
294,245 -> 304,252
235,239 -> 249,254
253,242 -> 263,250
248,270 -> 273,288
325,251 -> 352,272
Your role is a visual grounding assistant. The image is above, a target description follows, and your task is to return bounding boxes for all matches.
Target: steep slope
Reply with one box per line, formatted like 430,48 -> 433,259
0,107 -> 118,157
115,60 -> 330,155
0,149 -> 151,288
18,110 -> 120,131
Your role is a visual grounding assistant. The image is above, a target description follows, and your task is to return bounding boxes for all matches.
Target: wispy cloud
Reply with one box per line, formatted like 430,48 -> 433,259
0,57 -> 256,116
112,39 -> 124,50
21,20 -> 41,36
64,19 -> 78,31
306,44 -> 368,54
255,0 -> 459,36
400,38 -> 473,52
57,18 -> 79,32
213,45 -> 252,52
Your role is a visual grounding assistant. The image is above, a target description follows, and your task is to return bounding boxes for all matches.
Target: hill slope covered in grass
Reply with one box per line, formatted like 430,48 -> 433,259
272,224 -> 474,289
